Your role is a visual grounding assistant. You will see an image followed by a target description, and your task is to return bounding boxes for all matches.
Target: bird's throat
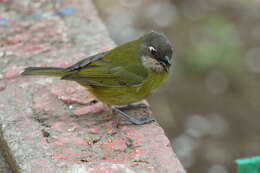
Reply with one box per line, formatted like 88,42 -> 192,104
141,56 -> 165,73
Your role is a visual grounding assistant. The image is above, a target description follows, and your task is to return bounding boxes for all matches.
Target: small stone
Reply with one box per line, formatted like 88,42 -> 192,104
85,137 -> 100,145
67,127 -> 76,132
69,105 -> 73,110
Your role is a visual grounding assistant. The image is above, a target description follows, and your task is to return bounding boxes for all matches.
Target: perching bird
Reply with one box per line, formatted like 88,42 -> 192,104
21,31 -> 173,125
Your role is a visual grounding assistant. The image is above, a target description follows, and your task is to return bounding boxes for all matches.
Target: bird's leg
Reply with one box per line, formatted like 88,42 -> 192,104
116,103 -> 149,111
112,106 -> 155,125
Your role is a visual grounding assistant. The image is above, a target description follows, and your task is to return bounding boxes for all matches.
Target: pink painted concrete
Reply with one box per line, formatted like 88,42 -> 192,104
0,0 -> 185,173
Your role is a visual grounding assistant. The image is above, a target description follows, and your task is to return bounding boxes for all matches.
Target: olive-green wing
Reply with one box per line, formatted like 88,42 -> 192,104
63,52 -> 106,72
62,46 -> 148,87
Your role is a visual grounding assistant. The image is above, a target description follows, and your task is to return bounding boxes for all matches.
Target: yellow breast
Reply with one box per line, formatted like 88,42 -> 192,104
81,71 -> 169,106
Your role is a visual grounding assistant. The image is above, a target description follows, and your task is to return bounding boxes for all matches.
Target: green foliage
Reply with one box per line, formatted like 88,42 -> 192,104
236,156 -> 260,173
183,16 -> 244,78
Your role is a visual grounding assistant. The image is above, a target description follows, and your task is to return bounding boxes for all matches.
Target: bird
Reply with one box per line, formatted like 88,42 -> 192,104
21,31 -> 173,125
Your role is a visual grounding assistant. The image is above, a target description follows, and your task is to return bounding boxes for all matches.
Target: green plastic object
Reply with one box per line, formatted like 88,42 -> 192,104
236,156 -> 260,173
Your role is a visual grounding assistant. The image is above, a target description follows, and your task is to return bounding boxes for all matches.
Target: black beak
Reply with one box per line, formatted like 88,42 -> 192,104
159,56 -> 171,72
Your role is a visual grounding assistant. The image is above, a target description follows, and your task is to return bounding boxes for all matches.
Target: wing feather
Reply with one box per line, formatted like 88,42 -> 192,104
62,40 -> 148,87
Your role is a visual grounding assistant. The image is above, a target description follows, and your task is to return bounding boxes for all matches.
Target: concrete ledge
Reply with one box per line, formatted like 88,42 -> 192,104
0,0 -> 186,172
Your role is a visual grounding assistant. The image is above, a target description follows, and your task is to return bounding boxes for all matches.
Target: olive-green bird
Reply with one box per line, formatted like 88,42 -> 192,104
22,31 -> 173,125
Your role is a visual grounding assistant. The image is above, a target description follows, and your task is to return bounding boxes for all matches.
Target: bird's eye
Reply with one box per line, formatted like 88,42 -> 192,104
148,46 -> 157,55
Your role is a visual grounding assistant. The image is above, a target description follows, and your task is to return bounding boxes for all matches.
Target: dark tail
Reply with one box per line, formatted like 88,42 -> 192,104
21,67 -> 66,77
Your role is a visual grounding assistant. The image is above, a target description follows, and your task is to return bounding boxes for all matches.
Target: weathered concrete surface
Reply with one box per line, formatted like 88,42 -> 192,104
0,152 -> 11,173
0,0 -> 186,173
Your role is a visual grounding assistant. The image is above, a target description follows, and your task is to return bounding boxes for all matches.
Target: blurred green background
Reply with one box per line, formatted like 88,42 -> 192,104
95,0 -> 260,173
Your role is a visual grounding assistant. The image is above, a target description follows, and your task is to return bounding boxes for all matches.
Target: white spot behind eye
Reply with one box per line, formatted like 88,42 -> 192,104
148,46 -> 157,53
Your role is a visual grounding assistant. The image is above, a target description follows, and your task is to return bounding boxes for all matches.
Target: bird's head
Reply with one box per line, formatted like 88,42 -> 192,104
139,31 -> 173,73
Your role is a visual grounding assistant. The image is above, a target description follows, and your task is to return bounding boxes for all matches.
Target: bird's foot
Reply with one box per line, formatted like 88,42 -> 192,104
118,118 -> 155,125
116,103 -> 149,111
112,106 -> 154,125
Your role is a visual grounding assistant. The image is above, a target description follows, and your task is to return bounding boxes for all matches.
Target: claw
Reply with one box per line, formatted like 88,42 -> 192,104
112,106 -> 154,125
117,103 -> 149,111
